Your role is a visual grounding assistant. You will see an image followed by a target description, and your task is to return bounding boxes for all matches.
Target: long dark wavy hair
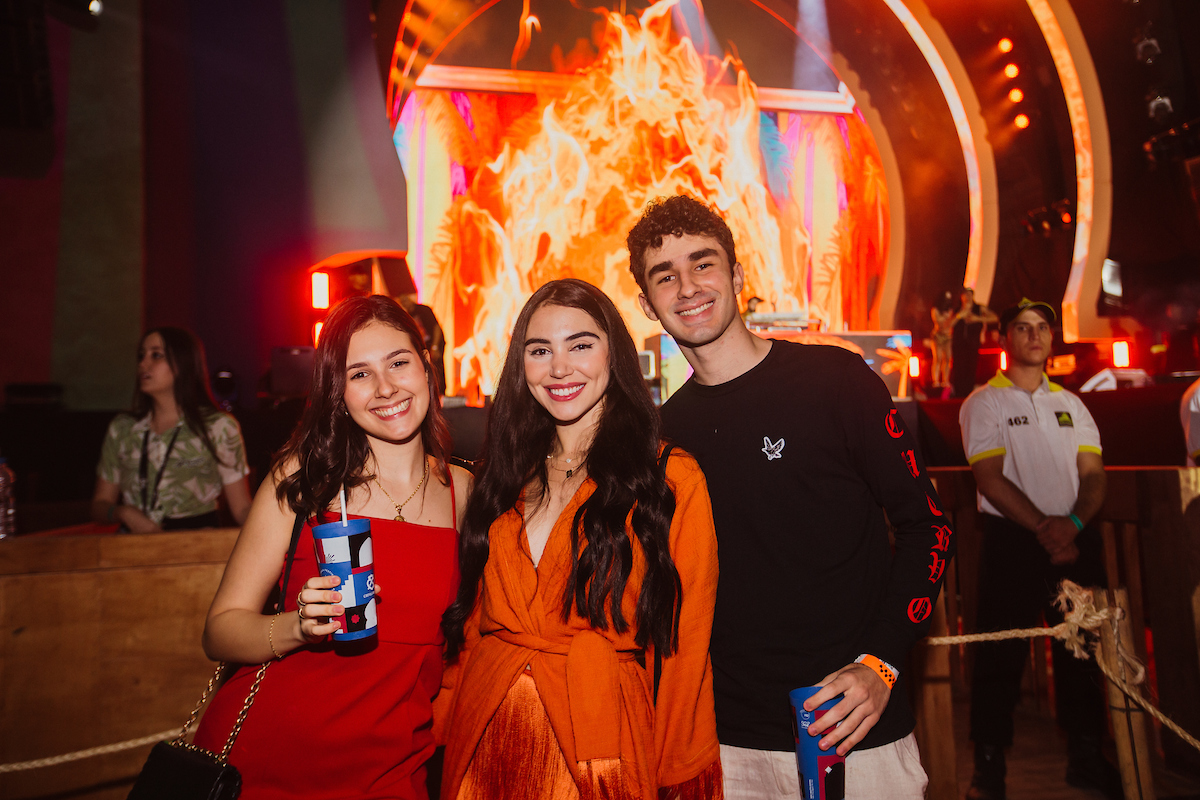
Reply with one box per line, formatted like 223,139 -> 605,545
442,279 -> 681,658
275,295 -> 452,520
131,327 -> 224,464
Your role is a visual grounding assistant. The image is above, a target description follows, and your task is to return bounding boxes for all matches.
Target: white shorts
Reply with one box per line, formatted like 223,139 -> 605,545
720,733 -> 928,800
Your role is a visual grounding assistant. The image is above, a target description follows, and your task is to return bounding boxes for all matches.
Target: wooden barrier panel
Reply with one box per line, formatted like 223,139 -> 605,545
0,529 -> 238,800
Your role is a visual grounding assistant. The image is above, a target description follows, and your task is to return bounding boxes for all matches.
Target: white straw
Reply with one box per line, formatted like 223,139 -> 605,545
339,485 -> 348,526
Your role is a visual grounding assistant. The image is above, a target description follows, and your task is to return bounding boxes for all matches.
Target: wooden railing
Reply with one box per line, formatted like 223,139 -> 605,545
0,530 -> 238,800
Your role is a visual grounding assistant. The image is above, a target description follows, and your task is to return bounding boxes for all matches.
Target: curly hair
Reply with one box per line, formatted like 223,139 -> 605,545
626,195 -> 737,294
442,279 -> 682,659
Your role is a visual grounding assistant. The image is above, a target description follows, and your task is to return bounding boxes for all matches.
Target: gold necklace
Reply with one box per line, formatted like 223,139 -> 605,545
373,458 -> 429,522
546,452 -> 585,480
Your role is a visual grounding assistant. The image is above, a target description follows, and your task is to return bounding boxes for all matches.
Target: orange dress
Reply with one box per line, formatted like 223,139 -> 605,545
435,452 -> 722,800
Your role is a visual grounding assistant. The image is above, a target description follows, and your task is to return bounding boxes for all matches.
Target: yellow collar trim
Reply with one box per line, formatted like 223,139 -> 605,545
988,370 -> 1064,392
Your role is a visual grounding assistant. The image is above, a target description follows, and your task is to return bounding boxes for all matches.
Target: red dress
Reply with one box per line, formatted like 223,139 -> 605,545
194,511 -> 458,799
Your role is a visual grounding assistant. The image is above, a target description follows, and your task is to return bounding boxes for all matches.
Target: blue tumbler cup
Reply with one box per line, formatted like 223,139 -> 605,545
789,686 -> 847,800
311,518 -> 377,641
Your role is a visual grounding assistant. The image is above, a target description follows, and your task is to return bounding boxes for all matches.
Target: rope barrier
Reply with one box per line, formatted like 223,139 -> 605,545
926,579 -> 1200,754
0,730 -> 176,774
5,581 -> 1198,774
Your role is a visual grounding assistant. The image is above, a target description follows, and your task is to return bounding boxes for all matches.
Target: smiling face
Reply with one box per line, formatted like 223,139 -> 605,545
636,233 -> 744,349
523,304 -> 610,429
343,321 -> 429,445
137,332 -> 175,398
1004,308 -> 1054,369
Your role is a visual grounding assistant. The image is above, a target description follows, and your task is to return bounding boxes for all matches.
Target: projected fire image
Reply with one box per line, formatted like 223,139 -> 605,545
393,0 -> 889,398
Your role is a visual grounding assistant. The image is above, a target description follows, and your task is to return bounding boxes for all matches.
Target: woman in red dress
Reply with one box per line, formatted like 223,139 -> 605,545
196,295 -> 469,799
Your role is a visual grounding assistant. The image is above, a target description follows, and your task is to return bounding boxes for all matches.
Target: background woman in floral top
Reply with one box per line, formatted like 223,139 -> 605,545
91,327 -> 251,532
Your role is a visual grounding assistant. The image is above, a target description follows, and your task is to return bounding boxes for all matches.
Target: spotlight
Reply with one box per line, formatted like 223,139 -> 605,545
1004,64 -> 1020,79
313,322 -> 324,346
1051,199 -> 1073,226
1009,88 -> 1024,103
45,0 -> 102,29
908,356 -> 920,378
998,38 -> 1014,53
1147,93 -> 1173,123
1000,351 -> 1008,370
1134,34 -> 1161,64
1015,113 -> 1030,129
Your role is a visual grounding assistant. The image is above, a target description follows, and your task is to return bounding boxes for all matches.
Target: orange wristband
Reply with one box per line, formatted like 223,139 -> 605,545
855,654 -> 897,689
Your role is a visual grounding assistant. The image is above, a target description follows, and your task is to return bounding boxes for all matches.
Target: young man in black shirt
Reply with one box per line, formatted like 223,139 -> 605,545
627,196 -> 953,799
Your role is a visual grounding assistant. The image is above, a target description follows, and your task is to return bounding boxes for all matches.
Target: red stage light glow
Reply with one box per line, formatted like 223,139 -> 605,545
313,321 -> 324,346
1113,340 -> 1130,368
1000,351 -> 1008,370
1014,113 -> 1030,129
1008,87 -> 1024,103
311,272 -> 329,309
1004,63 -> 1020,78
999,38 -> 1014,53
908,355 -> 920,378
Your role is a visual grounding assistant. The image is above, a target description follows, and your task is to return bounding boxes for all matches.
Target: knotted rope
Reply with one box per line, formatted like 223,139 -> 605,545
927,579 -> 1200,753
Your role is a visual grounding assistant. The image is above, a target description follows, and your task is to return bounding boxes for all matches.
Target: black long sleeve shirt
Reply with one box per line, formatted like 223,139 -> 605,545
661,340 -> 954,751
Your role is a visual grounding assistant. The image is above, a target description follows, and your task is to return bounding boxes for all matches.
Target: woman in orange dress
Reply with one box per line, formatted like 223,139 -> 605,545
437,278 -> 722,800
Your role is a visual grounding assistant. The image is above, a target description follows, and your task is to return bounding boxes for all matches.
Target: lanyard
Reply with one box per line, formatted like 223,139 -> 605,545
139,426 -> 181,515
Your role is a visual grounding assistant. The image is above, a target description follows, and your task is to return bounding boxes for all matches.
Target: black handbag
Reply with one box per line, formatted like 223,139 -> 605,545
127,515 -> 305,800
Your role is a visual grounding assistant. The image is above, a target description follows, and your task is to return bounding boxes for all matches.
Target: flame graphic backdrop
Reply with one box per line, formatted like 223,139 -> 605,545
393,1 -> 889,398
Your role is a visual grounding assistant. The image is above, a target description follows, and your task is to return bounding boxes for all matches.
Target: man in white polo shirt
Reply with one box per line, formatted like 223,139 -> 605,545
960,298 -> 1118,800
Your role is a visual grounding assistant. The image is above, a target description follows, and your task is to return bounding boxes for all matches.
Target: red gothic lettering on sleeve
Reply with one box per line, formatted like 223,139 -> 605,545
931,524 -> 952,552
927,494 -> 943,517
902,449 -> 919,478
928,552 -> 946,583
908,597 -> 933,623
885,408 -> 903,439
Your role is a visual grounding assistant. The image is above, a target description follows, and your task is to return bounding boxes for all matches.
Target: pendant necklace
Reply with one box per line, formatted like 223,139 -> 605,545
547,452 -> 584,480
373,457 -> 429,521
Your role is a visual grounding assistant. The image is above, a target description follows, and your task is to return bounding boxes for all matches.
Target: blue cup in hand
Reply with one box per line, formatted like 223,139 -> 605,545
789,686 -> 847,800
311,518 -> 376,641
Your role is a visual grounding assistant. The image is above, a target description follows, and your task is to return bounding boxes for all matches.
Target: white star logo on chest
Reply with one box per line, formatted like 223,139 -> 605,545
762,436 -> 785,460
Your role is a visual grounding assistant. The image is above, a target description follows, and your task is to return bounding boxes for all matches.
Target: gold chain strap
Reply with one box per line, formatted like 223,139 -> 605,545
168,661 -> 271,765
220,663 -> 270,761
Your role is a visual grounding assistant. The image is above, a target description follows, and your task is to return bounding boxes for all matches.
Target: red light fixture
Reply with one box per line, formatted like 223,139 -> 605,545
1000,351 -> 1008,370
1004,63 -> 1020,78
908,355 -> 920,378
999,37 -> 1014,53
313,321 -> 324,346
312,272 -> 330,309
1113,341 -> 1130,368
1009,87 -> 1024,103
1015,113 -> 1030,129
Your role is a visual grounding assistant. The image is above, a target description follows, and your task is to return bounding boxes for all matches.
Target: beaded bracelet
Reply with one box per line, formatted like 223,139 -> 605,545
855,654 -> 898,689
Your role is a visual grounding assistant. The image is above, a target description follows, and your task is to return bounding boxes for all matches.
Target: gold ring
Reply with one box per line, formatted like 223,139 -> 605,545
296,590 -> 307,609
